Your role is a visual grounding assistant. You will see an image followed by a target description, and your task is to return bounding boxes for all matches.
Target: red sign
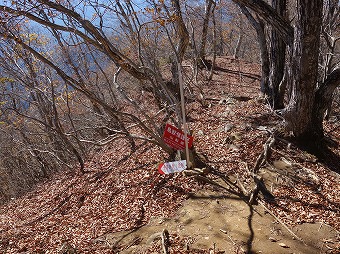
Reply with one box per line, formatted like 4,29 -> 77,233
163,123 -> 193,150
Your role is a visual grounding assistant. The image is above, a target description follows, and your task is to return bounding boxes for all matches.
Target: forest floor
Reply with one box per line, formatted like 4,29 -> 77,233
0,57 -> 339,253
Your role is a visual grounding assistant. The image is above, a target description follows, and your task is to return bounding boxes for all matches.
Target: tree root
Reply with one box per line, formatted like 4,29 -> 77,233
253,136 -> 276,174
161,229 -> 170,254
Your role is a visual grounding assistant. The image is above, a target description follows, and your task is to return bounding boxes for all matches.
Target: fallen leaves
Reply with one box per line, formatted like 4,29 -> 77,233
0,144 -> 199,253
1,57 -> 339,253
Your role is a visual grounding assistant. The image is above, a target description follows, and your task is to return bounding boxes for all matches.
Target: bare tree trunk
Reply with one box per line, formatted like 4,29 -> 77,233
233,31 -> 244,60
257,20 -> 271,98
20,131 -> 49,178
321,0 -> 339,119
283,0 -> 324,146
208,1 -> 217,81
238,4 -> 270,96
311,68 -> 340,142
269,0 -> 286,109
199,0 -> 214,62
217,4 -> 224,55
232,0 -> 293,44
170,0 -> 190,97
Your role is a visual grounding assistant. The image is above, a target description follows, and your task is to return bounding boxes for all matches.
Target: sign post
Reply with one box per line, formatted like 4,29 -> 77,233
158,57 -> 193,174
177,61 -> 191,169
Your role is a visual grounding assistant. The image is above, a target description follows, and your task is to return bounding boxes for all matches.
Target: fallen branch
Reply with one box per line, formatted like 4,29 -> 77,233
210,169 -> 239,189
280,156 -> 320,184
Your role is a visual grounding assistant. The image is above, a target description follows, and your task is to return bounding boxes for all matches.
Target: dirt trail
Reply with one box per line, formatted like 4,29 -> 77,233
97,187 -> 339,253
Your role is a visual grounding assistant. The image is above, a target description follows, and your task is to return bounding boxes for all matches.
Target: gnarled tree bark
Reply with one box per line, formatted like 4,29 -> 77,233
237,4 -> 270,97
269,0 -> 287,109
232,0 -> 293,44
283,0 -> 324,148
310,68 -> 340,143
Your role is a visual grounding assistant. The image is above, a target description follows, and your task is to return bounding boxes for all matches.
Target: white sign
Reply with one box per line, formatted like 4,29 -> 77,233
158,160 -> 187,174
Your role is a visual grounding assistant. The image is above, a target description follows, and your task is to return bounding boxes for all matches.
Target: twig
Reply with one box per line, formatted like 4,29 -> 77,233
227,235 -> 245,253
318,222 -> 340,234
183,167 -> 208,176
236,175 -> 248,197
227,235 -> 236,245
281,157 -> 320,183
210,169 -> 240,190
248,182 -> 260,205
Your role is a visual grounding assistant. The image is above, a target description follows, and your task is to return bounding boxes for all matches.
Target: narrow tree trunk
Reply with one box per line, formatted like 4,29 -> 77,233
199,0 -> 214,62
233,31 -> 243,60
232,0 -> 294,44
217,6 -> 224,55
238,4 -> 270,96
170,0 -> 189,100
258,20 -> 271,97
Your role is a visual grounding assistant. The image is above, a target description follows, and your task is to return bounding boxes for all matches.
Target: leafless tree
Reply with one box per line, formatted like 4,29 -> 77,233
232,0 -> 340,150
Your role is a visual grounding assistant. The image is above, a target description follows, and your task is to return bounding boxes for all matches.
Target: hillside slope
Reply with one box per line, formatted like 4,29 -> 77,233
1,57 -> 339,253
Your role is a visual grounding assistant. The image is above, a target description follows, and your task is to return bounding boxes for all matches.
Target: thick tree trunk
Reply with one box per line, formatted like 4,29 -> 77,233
283,0 -> 324,146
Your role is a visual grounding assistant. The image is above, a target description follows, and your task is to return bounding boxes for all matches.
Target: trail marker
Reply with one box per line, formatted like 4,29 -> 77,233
158,160 -> 187,174
163,123 -> 193,151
